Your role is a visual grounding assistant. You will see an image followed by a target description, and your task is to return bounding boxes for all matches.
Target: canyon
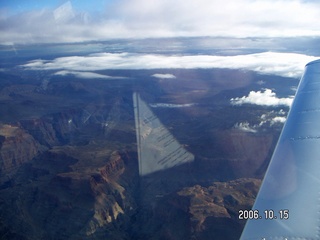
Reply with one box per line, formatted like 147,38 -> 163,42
0,69 -> 282,239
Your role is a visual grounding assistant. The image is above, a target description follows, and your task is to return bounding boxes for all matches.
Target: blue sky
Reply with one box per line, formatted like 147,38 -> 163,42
1,0 -> 320,44
0,0 -> 111,14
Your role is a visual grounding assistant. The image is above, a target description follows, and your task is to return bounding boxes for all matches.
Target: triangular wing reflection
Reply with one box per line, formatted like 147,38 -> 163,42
133,92 -> 194,176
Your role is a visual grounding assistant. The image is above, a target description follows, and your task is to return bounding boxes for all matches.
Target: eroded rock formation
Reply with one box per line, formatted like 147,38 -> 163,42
0,124 -> 41,181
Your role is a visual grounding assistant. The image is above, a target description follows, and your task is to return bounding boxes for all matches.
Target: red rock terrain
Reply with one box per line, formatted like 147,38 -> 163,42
0,124 -> 42,182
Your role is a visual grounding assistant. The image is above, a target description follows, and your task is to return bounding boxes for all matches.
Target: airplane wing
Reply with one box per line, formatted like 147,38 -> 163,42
240,59 -> 320,239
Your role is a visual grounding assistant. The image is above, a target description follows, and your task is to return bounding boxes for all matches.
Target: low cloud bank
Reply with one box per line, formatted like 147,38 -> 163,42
149,103 -> 195,108
230,89 -> 294,107
54,70 -> 126,79
22,52 -> 318,78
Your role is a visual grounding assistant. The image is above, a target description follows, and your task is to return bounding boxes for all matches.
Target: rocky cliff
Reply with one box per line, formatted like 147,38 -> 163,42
130,178 -> 261,240
0,124 -> 42,182
0,149 -> 139,240
177,178 -> 261,239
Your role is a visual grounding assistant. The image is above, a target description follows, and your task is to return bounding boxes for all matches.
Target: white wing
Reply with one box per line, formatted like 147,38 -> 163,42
241,60 -> 320,239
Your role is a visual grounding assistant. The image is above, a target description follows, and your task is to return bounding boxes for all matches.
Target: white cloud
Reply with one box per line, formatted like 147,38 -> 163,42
230,89 -> 294,107
149,103 -> 195,108
257,80 -> 266,85
270,116 -> 287,125
290,86 -> 298,92
151,73 -> 176,79
258,110 -> 287,127
234,122 -> 257,133
235,109 -> 287,133
22,52 -> 318,78
54,70 -> 126,79
2,0 -> 320,44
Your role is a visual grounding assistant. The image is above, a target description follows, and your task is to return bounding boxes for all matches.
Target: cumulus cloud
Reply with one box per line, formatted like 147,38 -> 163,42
22,52 -> 318,78
1,0 -> 320,44
270,116 -> 287,125
235,109 -> 287,133
151,73 -> 176,79
259,110 -> 287,127
54,70 -> 126,79
234,122 -> 257,133
230,89 -> 294,107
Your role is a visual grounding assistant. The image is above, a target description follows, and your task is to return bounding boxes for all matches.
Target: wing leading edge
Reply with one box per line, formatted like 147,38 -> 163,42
240,60 -> 320,240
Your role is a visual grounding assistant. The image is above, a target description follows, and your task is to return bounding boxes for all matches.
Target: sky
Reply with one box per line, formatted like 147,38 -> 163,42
2,0 -> 318,134
1,0 -> 320,44
2,0 -> 320,108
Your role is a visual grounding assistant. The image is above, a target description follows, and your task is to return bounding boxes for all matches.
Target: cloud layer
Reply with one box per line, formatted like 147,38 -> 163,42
150,103 -> 195,108
2,0 -> 320,44
230,89 -> 294,107
22,52 -> 318,78
54,70 -> 126,79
